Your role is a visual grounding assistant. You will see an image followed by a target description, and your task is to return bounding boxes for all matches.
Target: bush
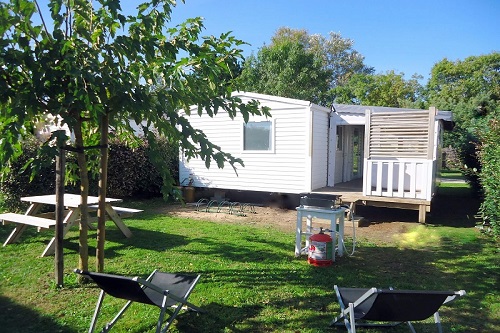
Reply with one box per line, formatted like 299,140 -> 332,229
0,136 -> 56,211
0,135 -> 179,211
477,118 -> 500,236
107,137 -> 178,198
444,127 -> 482,194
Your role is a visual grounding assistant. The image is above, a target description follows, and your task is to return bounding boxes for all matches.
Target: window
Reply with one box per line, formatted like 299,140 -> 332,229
243,120 -> 272,151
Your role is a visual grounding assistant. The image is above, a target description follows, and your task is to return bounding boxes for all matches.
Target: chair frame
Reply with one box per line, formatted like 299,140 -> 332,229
330,285 -> 465,333
74,269 -> 204,333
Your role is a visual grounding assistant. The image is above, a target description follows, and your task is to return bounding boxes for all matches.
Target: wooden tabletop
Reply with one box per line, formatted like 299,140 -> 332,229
21,194 -> 122,208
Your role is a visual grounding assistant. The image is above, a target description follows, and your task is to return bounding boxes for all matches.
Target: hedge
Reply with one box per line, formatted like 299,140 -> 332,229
477,118 -> 500,236
0,135 -> 178,212
0,136 -> 57,211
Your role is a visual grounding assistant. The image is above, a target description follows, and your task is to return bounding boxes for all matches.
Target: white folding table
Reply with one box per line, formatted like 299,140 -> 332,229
295,206 -> 345,261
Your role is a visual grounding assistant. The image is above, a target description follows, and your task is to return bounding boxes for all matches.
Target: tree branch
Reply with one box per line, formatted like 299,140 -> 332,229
34,0 -> 52,41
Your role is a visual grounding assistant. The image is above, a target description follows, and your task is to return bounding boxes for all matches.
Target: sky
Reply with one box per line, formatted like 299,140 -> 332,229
35,0 -> 500,82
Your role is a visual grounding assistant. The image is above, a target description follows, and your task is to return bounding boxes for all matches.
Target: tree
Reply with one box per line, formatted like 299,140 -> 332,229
427,53 -> 500,235
332,71 -> 425,108
237,38 -> 331,104
0,0 -> 268,280
271,27 -> 374,88
427,53 -> 500,129
426,53 -> 500,189
238,27 -> 373,106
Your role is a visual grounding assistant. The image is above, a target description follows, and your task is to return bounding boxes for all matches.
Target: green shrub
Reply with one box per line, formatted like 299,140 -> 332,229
477,118 -> 500,236
445,127 -> 482,194
0,135 -> 179,211
107,137 -> 178,198
0,136 -> 56,211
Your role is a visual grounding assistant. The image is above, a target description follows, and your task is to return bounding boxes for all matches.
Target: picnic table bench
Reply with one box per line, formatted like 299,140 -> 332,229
0,213 -> 61,229
87,205 -> 143,218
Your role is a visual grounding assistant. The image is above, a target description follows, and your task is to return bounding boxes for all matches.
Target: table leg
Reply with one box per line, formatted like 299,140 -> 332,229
330,217 -> 337,262
42,208 -> 80,257
26,203 -> 43,216
295,211 -> 303,257
3,224 -> 29,246
337,211 -> 345,257
305,215 -> 312,252
105,204 -> 132,238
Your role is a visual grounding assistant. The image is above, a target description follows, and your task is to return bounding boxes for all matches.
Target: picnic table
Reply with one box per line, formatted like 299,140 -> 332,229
0,194 -> 141,257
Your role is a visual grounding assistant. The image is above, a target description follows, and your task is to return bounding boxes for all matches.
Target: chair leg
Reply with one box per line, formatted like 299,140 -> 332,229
406,321 -> 417,333
434,312 -> 443,333
329,285 -> 351,331
184,301 -> 205,313
348,302 -> 356,333
88,290 -> 135,333
89,290 -> 105,333
161,304 -> 184,333
101,299 -> 134,333
156,294 -> 169,333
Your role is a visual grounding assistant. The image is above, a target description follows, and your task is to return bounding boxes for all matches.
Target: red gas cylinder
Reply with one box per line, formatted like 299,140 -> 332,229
308,229 -> 333,267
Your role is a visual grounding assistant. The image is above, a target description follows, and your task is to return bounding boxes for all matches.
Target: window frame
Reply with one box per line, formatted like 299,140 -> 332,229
242,118 -> 275,153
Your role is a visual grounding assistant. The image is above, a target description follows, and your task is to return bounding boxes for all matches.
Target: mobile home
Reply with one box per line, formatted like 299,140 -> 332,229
179,92 -> 453,222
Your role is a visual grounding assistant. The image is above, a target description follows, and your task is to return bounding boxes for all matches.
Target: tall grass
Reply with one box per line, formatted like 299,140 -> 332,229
0,183 -> 498,332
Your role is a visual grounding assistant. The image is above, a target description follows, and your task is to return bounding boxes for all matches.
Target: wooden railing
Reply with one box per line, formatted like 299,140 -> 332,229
363,158 -> 434,201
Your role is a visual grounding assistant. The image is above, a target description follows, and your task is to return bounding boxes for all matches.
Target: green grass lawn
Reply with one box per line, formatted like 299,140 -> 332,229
0,183 -> 498,332
440,169 -> 465,180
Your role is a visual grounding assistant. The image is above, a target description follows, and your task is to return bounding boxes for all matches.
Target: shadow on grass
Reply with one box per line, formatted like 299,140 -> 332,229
0,295 -> 77,333
186,234 -> 291,263
428,193 -> 480,228
62,225 -> 189,258
176,303 -> 264,333
355,184 -> 481,228
183,236 -> 498,332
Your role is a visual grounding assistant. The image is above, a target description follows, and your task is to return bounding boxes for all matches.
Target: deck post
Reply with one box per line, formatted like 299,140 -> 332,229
418,204 -> 427,223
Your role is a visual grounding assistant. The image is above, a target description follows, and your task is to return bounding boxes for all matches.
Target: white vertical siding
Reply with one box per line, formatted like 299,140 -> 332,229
310,106 -> 330,190
179,93 -> 327,194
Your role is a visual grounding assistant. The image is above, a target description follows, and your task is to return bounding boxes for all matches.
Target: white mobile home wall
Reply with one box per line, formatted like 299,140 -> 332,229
179,92 -> 331,194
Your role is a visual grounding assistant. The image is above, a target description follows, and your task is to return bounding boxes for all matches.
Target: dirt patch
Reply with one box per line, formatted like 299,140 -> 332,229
153,203 -> 414,245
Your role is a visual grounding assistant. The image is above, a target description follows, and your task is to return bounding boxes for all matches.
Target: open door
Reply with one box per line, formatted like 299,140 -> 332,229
333,125 -> 364,183
351,126 -> 364,179
334,126 -> 344,184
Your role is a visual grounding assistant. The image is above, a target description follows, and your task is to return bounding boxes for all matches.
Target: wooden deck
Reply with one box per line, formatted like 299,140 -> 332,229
312,178 -> 431,223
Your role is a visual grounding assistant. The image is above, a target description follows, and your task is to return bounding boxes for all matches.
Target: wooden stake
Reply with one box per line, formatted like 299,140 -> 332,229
96,114 -> 109,272
55,142 -> 65,287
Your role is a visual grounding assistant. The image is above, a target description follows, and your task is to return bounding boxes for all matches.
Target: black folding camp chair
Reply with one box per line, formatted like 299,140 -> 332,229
74,269 -> 204,333
330,285 -> 465,333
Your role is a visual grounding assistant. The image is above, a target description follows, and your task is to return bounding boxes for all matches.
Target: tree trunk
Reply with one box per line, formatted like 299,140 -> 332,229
73,120 -> 89,279
96,114 -> 109,272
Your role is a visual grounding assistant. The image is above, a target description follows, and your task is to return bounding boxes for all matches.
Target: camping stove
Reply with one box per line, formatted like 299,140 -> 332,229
299,193 -> 342,210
